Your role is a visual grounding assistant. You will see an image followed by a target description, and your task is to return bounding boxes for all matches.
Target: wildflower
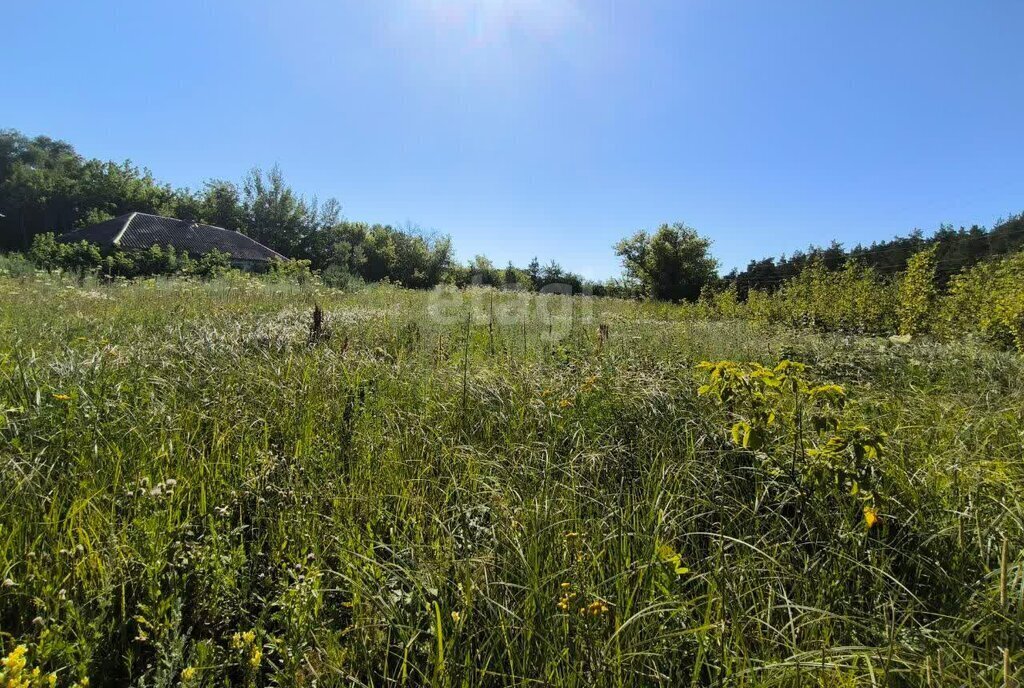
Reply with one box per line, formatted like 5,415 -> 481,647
564,531 -> 579,541
2,578 -> 15,588
249,647 -> 262,668
558,398 -> 573,409
181,667 -> 197,682
450,611 -> 461,623
2,645 -> 28,674
52,394 -> 71,401
585,599 -> 610,616
864,505 -> 880,529
557,595 -> 571,611
560,582 -> 571,589
657,543 -> 690,575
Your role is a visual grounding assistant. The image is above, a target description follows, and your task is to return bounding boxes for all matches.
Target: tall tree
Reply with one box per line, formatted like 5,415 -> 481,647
242,165 -> 309,258
614,222 -> 719,302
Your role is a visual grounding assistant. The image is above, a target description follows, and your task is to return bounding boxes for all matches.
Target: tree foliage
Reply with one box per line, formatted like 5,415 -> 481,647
726,216 -> 1024,298
896,246 -> 939,335
614,223 -> 719,302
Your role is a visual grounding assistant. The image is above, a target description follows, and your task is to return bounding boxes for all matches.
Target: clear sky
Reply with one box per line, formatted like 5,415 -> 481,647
5,1 -> 1023,278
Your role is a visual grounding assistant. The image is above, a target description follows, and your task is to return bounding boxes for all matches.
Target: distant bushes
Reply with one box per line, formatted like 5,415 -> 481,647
701,247 -> 1024,352
0,252 -> 36,277
30,232 -> 237,279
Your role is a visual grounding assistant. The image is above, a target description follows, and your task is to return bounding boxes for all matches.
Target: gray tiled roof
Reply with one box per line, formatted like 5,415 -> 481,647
57,213 -> 285,262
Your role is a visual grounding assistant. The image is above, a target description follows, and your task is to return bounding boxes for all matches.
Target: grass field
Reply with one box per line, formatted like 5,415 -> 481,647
1,274 -> 1022,687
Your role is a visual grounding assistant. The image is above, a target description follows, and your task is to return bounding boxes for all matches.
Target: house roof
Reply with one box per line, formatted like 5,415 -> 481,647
57,212 -> 285,262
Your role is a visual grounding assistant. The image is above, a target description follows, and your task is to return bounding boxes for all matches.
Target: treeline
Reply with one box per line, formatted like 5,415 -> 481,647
726,216 -> 1024,297
0,129 -> 614,293
698,247 -> 1024,352
5,128 -> 1024,304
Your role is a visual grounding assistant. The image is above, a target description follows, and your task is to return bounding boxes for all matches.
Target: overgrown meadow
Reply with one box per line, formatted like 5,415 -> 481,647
1,274 -> 1022,687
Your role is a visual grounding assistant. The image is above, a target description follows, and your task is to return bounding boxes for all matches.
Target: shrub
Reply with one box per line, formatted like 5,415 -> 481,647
770,259 -> 897,334
0,253 -> 37,277
266,258 -> 315,285
321,263 -> 365,290
940,252 -> 1024,351
896,246 -> 939,335
191,249 -> 231,279
29,233 -> 62,272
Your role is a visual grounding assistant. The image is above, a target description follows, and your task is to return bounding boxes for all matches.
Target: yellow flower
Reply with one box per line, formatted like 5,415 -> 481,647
558,398 -> 573,409
564,531 -> 579,540
560,582 -> 571,589
864,505 -> 880,529
557,595 -> 571,611
51,393 -> 71,401
181,667 -> 197,682
249,647 -> 262,668
2,645 -> 28,674
450,611 -> 461,623
241,630 -> 256,645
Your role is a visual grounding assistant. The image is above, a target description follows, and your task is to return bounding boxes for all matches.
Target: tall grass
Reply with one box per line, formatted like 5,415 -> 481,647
0,274 -> 1021,686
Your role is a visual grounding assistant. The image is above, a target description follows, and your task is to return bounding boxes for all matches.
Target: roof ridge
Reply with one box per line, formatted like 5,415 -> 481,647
112,212 -> 138,247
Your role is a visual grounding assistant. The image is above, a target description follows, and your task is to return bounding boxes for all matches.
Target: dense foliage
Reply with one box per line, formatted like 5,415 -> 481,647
28,232 -> 234,279
684,246 -> 1023,355
726,215 -> 1024,297
0,274 -> 1021,686
614,223 -> 719,302
0,129 -> 612,294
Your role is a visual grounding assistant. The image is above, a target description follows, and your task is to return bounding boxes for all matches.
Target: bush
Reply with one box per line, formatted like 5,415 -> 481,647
896,246 -> 939,335
321,263 -> 365,290
266,258 -> 315,285
27,232 -> 237,280
770,259 -> 897,334
0,253 -> 37,277
192,249 -> 231,279
939,252 -> 1024,351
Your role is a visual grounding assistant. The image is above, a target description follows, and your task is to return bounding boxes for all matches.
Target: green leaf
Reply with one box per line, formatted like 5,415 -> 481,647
744,425 -> 766,451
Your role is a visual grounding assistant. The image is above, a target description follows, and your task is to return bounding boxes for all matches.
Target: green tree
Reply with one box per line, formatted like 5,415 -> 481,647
242,166 -> 309,258
526,257 -> 541,289
897,246 -> 939,335
241,166 -> 340,260
614,222 -> 719,302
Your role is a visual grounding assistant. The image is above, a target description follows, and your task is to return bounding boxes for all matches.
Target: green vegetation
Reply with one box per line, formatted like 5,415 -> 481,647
28,233 -> 235,280
614,223 -> 719,303
4,126 -> 1024,686
1,271 -> 1022,686
727,215 -> 1024,296
0,130 -> 601,294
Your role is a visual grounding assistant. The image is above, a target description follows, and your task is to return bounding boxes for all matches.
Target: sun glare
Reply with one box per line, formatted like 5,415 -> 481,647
415,0 -> 581,47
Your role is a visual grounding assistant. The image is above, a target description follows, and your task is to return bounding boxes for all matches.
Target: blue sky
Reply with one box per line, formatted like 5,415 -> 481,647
5,1 -> 1023,278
